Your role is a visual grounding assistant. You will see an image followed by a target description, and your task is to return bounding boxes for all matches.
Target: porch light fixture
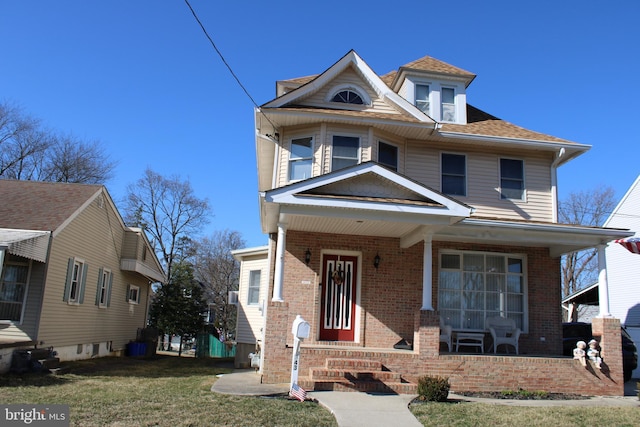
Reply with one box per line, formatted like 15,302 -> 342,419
305,248 -> 311,265
373,253 -> 381,269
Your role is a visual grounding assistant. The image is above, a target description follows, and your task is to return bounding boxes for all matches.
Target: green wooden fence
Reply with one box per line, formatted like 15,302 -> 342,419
196,333 -> 236,358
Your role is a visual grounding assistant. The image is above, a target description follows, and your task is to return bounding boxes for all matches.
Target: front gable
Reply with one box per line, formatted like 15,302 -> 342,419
263,50 -> 434,124
261,162 -> 472,237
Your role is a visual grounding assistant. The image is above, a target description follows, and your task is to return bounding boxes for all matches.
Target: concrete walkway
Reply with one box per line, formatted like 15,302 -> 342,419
211,370 -> 639,427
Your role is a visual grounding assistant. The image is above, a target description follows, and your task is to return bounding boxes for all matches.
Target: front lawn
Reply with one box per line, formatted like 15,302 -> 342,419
0,355 -> 337,427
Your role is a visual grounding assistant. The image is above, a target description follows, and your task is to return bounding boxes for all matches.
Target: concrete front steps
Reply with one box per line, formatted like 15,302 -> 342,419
299,358 -> 417,394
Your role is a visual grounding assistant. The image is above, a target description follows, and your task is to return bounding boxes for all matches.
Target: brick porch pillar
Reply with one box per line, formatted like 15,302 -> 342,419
592,316 -> 624,395
414,310 -> 439,358
261,301 -> 292,384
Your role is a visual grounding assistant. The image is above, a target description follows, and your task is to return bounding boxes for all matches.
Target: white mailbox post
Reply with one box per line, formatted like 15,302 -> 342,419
290,315 -> 310,397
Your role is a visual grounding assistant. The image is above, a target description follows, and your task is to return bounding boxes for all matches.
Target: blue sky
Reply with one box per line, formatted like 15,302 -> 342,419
1,1 -> 638,247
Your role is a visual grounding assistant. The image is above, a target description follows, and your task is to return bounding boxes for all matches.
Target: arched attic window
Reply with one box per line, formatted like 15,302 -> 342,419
327,84 -> 371,106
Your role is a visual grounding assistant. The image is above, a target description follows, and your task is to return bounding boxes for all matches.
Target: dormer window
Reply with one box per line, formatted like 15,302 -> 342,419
415,84 -> 430,114
332,90 -> 364,105
441,87 -> 456,122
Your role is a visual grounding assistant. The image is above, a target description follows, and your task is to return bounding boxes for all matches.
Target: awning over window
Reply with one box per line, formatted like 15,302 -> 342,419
0,229 -> 51,262
615,237 -> 640,254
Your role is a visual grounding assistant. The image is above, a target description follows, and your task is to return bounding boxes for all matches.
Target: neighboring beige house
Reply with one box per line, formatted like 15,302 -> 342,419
239,50 -> 632,396
231,246 -> 268,368
0,180 -> 165,372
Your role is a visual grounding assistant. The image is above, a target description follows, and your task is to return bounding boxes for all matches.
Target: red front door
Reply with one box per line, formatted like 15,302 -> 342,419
320,254 -> 357,341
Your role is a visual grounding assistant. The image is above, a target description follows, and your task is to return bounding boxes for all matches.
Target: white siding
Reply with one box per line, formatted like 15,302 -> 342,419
236,254 -> 268,345
604,177 -> 640,327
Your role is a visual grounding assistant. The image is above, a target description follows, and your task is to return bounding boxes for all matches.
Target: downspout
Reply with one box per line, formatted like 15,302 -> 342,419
551,148 -> 565,223
33,233 -> 54,346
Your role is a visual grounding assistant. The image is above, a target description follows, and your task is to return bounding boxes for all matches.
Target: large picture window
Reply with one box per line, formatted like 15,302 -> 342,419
438,251 -> 526,332
0,262 -> 29,322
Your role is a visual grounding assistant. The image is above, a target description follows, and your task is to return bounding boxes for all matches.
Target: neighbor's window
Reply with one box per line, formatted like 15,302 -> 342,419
127,285 -> 140,304
289,137 -> 313,181
0,262 -> 29,322
438,251 -> 525,331
96,268 -> 112,307
441,153 -> 466,196
415,84 -> 430,114
500,158 -> 525,200
331,136 -> 359,171
331,89 -> 364,105
248,270 -> 261,305
64,258 -> 87,304
441,87 -> 456,122
378,141 -> 398,172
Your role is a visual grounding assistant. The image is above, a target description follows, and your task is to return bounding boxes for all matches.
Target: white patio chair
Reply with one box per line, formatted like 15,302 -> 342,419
439,316 -> 453,352
486,316 -> 521,354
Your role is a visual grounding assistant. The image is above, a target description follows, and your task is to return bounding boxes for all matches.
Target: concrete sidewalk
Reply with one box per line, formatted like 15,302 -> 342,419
211,370 -> 639,427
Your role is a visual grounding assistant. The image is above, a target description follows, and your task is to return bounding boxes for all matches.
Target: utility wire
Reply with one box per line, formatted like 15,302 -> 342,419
183,0 -> 279,132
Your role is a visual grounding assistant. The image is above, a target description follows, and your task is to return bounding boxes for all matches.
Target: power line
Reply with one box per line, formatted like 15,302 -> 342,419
183,0 -> 279,132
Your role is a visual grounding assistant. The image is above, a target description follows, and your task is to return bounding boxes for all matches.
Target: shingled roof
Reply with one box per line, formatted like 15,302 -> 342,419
0,180 -> 102,232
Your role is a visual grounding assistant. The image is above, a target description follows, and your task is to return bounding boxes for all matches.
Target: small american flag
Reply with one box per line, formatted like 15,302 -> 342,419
290,383 -> 307,401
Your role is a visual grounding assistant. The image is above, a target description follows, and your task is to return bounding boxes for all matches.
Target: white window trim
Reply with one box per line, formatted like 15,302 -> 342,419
67,257 -> 86,305
440,151 -> 467,197
330,134 -> 361,172
325,83 -> 372,107
499,157 -> 526,201
128,284 -> 140,305
97,268 -> 112,308
414,83 -> 431,115
438,249 -> 528,333
247,270 -> 261,305
288,136 -> 314,182
0,260 -> 31,324
441,86 -> 457,123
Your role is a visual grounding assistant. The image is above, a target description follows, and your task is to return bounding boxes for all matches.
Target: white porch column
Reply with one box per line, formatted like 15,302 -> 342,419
272,223 -> 287,302
596,244 -> 612,318
421,234 -> 434,311
0,246 -> 6,285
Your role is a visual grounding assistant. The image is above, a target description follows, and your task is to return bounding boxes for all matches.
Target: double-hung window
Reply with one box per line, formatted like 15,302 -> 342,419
415,84 -> 430,114
248,270 -> 261,305
500,158 -> 525,200
0,262 -> 29,322
289,137 -> 313,181
438,251 -> 526,332
441,87 -> 456,122
127,285 -> 140,304
331,136 -> 359,171
64,257 -> 87,304
96,268 -> 112,307
441,153 -> 466,196
378,141 -> 398,172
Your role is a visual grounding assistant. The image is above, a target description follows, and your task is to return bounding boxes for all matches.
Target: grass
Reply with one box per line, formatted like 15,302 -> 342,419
0,355 -> 337,427
410,401 -> 640,427
2,356 -> 638,427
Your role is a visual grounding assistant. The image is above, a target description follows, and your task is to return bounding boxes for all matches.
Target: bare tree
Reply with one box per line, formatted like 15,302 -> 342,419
44,134 -> 116,183
124,168 -> 211,283
0,101 -> 115,184
559,186 -> 616,298
192,230 -> 245,339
